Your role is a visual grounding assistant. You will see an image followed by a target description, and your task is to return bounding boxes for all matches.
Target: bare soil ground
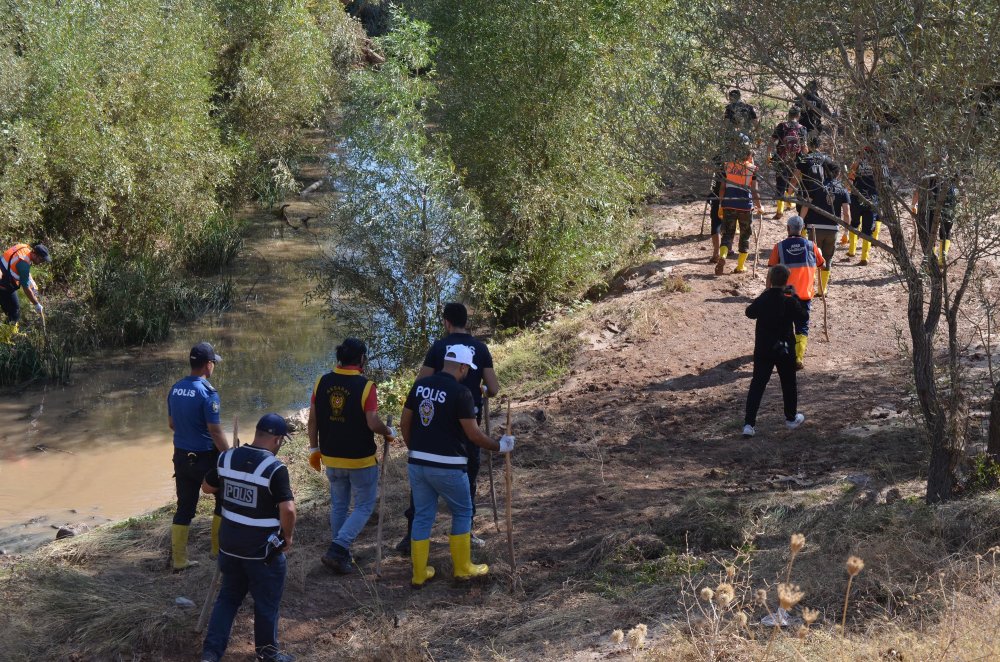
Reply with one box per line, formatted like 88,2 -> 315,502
8,197 -> 1000,661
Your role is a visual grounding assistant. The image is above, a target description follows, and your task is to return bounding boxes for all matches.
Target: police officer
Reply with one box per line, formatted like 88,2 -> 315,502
402,303 -> 500,552
401,345 -> 514,588
767,215 -> 825,369
0,242 -> 50,325
200,413 -> 296,662
167,341 -> 230,570
307,337 -> 395,574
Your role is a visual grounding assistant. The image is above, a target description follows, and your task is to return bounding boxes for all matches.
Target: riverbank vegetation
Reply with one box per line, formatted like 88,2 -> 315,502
0,0 -> 364,381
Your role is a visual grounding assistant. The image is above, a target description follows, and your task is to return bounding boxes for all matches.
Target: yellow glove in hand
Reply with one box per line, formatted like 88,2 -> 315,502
309,449 -> 322,472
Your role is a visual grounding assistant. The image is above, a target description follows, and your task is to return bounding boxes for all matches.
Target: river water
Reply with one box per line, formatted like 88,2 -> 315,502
0,194 -> 343,553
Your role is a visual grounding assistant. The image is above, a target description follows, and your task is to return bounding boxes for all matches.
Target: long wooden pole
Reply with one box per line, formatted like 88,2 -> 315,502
809,226 -> 830,341
484,396 -> 500,533
196,416 -> 238,633
752,209 -> 763,278
504,400 -> 516,578
374,415 -> 392,578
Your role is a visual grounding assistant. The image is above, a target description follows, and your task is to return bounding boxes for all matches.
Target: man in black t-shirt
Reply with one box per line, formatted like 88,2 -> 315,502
804,161 -> 851,295
401,345 -> 514,588
398,303 -> 499,553
200,413 -> 296,662
768,106 -> 807,220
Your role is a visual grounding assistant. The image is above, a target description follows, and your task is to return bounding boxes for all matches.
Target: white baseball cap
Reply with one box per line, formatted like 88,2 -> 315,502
444,344 -> 478,369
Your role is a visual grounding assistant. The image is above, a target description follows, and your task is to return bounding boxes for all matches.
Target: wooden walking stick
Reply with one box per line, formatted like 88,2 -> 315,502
374,415 -> 392,578
752,209 -> 763,278
503,400 -> 516,578
484,395 -> 500,533
699,199 -> 709,237
196,416 -> 239,633
808,226 -> 831,342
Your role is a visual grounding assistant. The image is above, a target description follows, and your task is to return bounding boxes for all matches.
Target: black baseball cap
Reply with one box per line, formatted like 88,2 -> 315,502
256,413 -> 290,439
32,244 -> 51,262
190,341 -> 222,363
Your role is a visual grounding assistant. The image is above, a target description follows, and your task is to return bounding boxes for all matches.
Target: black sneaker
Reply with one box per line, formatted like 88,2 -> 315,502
256,648 -> 294,662
395,534 -> 411,556
321,543 -> 354,575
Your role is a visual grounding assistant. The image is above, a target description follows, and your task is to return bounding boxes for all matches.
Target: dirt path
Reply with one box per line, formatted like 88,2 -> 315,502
193,197 -> 923,661
14,197 -> 926,661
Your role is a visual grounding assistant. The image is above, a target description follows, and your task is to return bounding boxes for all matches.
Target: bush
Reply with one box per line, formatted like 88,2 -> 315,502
177,213 -> 247,275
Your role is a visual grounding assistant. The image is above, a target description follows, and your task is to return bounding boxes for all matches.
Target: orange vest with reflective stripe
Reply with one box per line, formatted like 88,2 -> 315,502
1,244 -> 31,287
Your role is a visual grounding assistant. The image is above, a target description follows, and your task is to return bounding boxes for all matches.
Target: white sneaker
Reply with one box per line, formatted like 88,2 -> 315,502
742,424 -> 755,438
786,413 -> 805,429
470,533 -> 486,547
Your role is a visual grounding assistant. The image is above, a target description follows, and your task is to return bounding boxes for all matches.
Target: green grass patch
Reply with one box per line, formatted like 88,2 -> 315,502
493,315 -> 584,400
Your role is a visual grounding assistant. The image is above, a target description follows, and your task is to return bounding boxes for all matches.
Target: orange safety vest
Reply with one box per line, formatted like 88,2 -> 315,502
724,158 -> 756,188
1,243 -> 32,288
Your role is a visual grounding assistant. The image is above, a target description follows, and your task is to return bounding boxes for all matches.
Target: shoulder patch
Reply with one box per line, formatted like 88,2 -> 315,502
212,400 -> 220,413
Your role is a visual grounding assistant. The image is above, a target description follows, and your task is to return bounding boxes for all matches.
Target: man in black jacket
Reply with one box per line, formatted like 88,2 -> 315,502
743,266 -> 808,438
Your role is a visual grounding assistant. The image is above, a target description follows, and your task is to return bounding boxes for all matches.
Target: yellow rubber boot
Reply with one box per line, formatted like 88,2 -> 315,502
939,239 -> 950,265
872,221 -> 882,241
410,539 -> 436,588
449,533 -> 489,580
734,252 -> 749,273
171,524 -> 199,570
774,200 -> 785,218
211,514 -> 222,557
719,246 -> 729,260
859,240 -> 871,265
819,269 -> 830,296
847,233 -> 858,257
794,334 -> 808,369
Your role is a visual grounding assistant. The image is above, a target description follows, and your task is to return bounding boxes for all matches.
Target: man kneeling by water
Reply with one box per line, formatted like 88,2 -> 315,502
200,414 -> 296,662
401,344 -> 514,588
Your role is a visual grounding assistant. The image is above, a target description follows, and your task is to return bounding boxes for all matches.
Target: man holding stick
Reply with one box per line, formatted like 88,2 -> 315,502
398,303 -> 499,554
400,345 -> 514,588
307,338 -> 395,575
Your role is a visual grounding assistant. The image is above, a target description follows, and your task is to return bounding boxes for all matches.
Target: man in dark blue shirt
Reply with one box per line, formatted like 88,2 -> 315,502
167,341 -> 230,570
398,303 -> 499,553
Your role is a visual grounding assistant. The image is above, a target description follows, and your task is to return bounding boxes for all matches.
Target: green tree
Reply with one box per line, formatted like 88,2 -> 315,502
316,14 -> 483,370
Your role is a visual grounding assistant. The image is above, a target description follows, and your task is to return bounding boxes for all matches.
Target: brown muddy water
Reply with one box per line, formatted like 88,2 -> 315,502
0,197 -> 344,553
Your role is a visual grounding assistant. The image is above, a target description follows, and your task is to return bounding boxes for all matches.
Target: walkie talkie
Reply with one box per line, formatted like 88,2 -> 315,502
264,533 -> 286,565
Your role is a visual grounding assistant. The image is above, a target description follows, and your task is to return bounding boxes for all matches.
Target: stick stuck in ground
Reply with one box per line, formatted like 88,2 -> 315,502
374,415 -> 392,578
504,400 -> 516,580
196,416 -> 238,633
484,396 -> 500,533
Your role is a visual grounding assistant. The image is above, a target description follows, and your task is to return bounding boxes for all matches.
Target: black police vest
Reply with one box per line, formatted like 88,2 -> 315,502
407,373 -> 473,470
217,446 -> 284,559
314,370 -> 376,464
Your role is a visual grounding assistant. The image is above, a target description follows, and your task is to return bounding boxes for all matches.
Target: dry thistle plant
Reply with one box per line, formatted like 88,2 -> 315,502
841,556 -> 865,634
700,587 -> 715,602
785,533 -> 806,583
626,623 -> 648,650
802,607 -> 819,625
714,583 -> 735,609
610,629 -> 625,644
777,583 -> 804,611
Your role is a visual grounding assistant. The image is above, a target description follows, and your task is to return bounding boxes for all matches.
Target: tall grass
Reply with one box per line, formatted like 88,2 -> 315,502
178,213 -> 248,275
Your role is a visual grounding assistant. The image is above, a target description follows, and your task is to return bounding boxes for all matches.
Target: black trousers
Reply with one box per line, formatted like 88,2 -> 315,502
0,287 -> 20,323
744,350 -> 798,427
173,448 -> 221,525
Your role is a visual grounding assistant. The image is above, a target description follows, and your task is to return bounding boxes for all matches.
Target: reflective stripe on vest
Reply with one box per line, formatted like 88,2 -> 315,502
221,507 -> 280,528
408,450 -> 468,466
0,244 -> 30,285
217,448 -> 283,528
219,450 -> 280,486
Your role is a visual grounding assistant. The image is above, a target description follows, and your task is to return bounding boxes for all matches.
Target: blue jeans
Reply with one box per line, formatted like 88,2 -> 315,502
202,552 -> 286,661
408,463 -> 472,540
327,465 -> 379,550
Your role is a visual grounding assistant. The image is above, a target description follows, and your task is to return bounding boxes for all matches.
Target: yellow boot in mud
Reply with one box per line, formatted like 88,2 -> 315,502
859,240 -> 871,266
210,514 -> 222,557
734,252 -> 749,274
773,200 -> 785,219
872,221 -> 882,241
794,334 -> 808,370
450,533 -> 489,580
410,539 -> 435,588
847,233 -> 858,257
819,269 -> 830,296
171,524 -> 199,570
715,246 -> 729,276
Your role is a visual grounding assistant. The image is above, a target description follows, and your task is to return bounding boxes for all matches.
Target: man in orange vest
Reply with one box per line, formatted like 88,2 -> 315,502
0,243 -> 50,325
767,216 -> 824,369
715,137 -> 763,276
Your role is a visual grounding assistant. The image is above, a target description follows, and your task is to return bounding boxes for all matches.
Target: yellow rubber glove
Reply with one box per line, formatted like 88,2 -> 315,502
309,448 -> 322,472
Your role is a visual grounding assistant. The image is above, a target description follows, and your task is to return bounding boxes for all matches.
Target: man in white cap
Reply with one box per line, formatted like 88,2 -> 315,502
400,344 -> 515,588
